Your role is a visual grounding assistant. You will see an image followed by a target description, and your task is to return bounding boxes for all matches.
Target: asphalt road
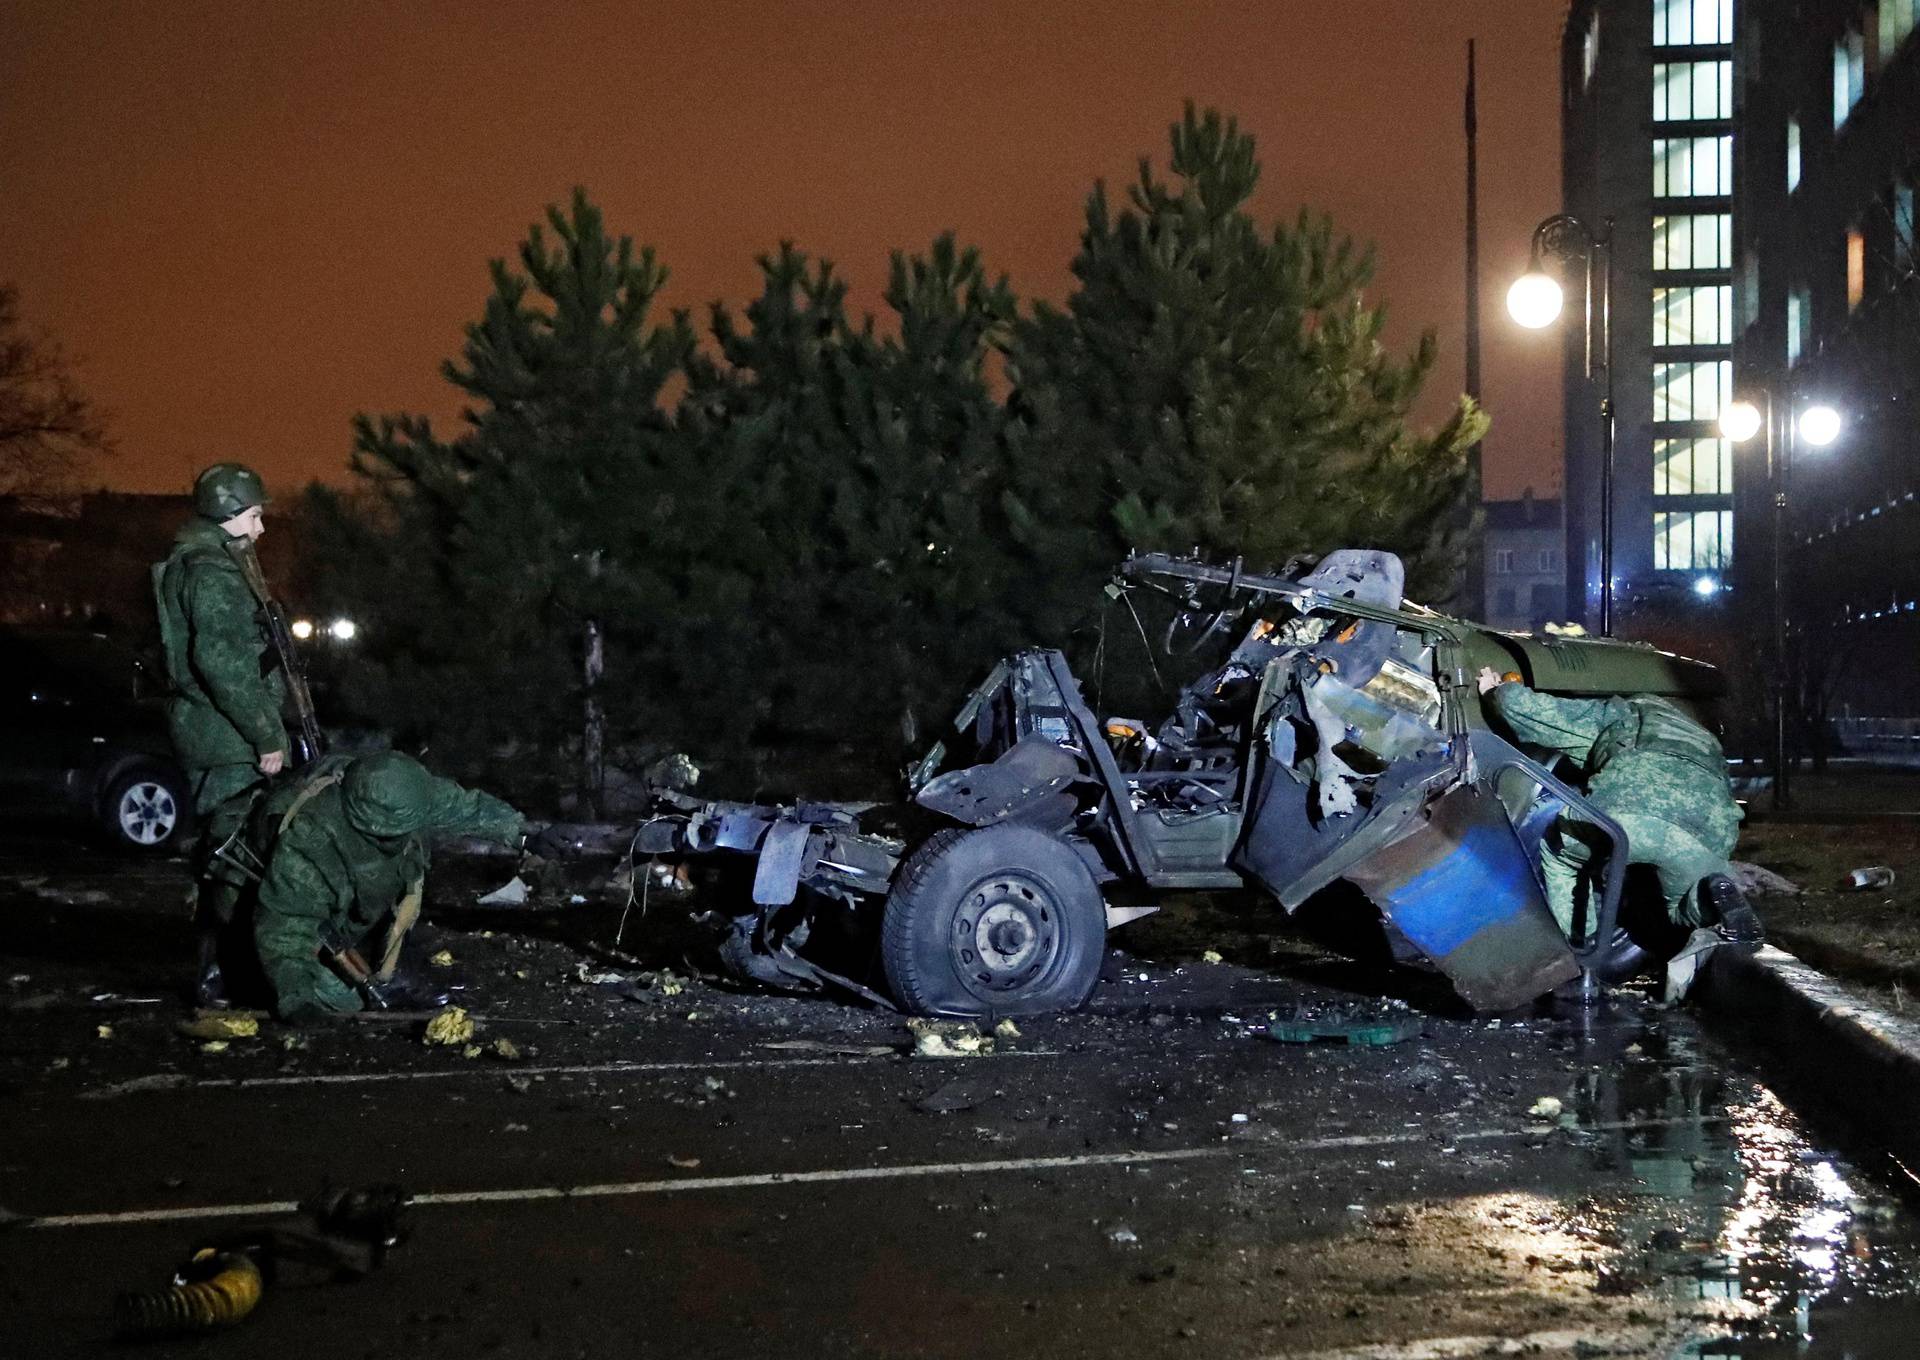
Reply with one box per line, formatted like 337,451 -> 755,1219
4,826 -> 1920,1358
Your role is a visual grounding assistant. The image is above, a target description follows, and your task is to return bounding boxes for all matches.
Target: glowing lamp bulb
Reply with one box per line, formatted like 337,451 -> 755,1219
1718,401 -> 1763,443
328,618 -> 357,641
1799,404 -> 1842,447
290,619 -> 315,640
1692,575 -> 1720,598
1506,272 -> 1564,329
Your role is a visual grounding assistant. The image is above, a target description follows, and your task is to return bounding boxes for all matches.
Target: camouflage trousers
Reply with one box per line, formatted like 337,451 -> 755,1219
189,763 -> 268,925
1540,807 -> 1737,940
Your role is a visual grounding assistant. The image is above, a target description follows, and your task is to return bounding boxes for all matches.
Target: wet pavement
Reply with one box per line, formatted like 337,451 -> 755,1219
4,828 -> 1920,1356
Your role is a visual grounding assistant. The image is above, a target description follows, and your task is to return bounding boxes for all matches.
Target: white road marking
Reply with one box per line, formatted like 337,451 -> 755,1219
19,1115 -> 1727,1231
23,1147 -> 1233,1229
77,1050 -> 1057,1100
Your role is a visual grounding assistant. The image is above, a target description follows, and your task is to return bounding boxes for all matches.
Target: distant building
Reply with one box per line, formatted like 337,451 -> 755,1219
1483,495 -> 1567,631
1733,0 -> 1920,720
0,493 -> 305,639
1559,0 -> 1739,630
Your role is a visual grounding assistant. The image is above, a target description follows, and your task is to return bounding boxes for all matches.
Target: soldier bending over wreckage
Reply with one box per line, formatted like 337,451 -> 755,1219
229,751 -> 527,1021
1476,670 -> 1763,947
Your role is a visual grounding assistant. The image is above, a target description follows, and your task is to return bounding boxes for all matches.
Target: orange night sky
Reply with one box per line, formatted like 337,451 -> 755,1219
0,0 -> 1568,502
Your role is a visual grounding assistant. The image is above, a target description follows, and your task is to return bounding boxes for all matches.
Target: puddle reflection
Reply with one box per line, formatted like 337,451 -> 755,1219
1553,998 -> 1920,1356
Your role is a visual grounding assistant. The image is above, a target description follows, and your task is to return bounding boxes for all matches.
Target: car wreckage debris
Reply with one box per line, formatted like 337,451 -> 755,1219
906,1018 -> 994,1058
114,1185 -> 409,1339
593,548 -> 1739,1021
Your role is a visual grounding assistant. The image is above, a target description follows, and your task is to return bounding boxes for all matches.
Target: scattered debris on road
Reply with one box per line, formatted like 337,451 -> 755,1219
1730,859 -> 1801,897
907,1018 -> 992,1058
1527,1096 -> 1564,1121
475,876 -> 531,906
429,949 -> 455,966
914,1073 -> 999,1114
116,1248 -> 262,1338
1845,866 -> 1897,892
1264,1001 -> 1421,1047
175,1012 -> 261,1042
421,1006 -> 476,1046
112,1183 -> 409,1340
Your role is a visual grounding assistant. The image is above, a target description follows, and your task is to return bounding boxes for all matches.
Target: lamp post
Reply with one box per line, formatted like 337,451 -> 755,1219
1720,393 -> 1842,810
1508,213 -> 1616,636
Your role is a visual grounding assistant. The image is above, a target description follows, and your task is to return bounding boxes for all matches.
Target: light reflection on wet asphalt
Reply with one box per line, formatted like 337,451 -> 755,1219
1554,1000 -> 1920,1357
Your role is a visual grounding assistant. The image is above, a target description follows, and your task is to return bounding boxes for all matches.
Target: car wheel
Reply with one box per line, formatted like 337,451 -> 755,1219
104,768 -> 187,851
880,824 -> 1106,1019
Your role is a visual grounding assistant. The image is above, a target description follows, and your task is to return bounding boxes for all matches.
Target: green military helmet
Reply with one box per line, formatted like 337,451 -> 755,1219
342,751 -> 439,838
193,462 -> 271,521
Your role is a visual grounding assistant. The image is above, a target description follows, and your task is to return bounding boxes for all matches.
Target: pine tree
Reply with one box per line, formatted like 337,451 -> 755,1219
680,235 -> 1019,779
1003,104 -> 1487,613
307,190 -> 695,790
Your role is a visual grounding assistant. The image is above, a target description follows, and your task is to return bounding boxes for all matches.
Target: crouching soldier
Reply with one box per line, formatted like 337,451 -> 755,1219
249,751 -> 525,1021
1476,670 -> 1763,946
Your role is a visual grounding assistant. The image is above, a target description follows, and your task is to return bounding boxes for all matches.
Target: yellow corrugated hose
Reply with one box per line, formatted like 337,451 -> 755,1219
114,1248 -> 263,1337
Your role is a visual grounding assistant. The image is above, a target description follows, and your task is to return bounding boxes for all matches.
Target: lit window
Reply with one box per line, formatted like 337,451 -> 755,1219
1652,214 -> 1732,269
1654,510 -> 1734,570
1787,286 -> 1812,365
1653,285 -> 1734,346
1881,0 -> 1917,61
1654,136 -> 1733,197
1847,227 -> 1866,309
1787,118 -> 1801,190
1653,61 -> 1733,120
1653,360 -> 1732,422
1654,437 -> 1734,496
1654,0 -> 1734,46
1835,29 -> 1865,128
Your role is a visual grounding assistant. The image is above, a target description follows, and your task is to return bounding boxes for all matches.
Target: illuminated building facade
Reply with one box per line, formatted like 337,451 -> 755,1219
1560,0 -> 1738,629
1734,0 -> 1920,724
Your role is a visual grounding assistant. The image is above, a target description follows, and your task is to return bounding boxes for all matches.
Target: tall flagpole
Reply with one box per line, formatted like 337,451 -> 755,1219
1463,37 -> 1486,616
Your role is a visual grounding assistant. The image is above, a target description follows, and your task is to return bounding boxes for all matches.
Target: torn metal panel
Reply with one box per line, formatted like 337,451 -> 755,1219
1345,785 -> 1580,1011
915,735 -> 1082,829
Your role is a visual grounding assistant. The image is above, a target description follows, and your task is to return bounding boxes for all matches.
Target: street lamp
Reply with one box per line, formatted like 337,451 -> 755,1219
1719,394 -> 1844,809
1509,213 -> 1616,635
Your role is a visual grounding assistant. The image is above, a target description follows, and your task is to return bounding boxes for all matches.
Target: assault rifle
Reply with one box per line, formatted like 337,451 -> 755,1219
228,539 -> 325,767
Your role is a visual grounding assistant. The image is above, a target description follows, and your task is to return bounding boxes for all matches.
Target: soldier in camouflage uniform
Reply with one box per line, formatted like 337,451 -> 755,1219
248,750 -> 525,1021
1477,671 -> 1759,942
151,463 -> 288,1000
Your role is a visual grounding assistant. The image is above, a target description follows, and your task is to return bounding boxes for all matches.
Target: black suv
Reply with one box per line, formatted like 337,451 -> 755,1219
0,629 -> 191,851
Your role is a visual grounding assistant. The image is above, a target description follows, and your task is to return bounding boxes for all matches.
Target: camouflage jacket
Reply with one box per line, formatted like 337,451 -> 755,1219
250,758 -> 523,1020
1485,683 -> 1742,843
151,518 -> 287,768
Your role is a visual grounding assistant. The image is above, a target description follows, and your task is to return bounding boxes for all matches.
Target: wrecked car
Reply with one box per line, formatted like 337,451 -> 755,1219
629,550 -> 1727,1019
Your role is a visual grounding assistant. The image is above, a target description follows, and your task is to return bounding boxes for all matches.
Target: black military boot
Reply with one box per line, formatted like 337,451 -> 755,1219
193,930 -> 230,1008
1702,874 -> 1766,945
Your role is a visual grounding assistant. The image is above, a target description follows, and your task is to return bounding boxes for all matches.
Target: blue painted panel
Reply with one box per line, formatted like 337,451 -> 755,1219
1375,822 -> 1538,957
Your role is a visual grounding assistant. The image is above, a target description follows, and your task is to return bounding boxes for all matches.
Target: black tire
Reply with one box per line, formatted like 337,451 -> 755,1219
880,824 -> 1107,1019
102,766 -> 189,852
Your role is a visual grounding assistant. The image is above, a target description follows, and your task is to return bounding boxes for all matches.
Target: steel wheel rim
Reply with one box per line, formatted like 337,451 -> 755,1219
951,871 -> 1062,995
118,781 -> 177,845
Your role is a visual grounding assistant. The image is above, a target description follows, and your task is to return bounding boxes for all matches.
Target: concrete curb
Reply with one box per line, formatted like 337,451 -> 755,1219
1696,944 -> 1920,1168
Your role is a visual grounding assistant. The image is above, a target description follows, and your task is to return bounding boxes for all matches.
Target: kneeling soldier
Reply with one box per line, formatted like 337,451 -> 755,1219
249,751 -> 524,1021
